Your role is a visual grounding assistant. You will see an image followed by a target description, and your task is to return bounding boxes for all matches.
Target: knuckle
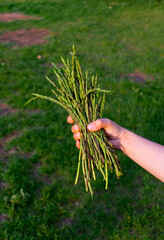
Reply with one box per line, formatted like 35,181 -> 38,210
71,125 -> 77,133
67,116 -> 74,124
96,119 -> 102,128
73,132 -> 81,140
71,124 -> 79,133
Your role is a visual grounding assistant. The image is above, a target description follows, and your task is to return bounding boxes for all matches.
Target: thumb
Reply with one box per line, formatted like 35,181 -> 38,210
87,118 -> 112,131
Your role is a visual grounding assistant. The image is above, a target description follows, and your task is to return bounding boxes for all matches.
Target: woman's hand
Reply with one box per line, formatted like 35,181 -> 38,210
67,115 -> 164,182
67,116 -> 125,151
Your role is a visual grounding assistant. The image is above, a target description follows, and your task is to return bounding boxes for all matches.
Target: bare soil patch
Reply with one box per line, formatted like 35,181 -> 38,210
0,103 -> 18,116
0,12 -> 41,22
121,70 -> 153,84
0,182 -> 8,189
0,131 -> 20,161
0,214 -> 9,223
26,109 -> 41,114
0,28 -> 51,46
0,131 -> 33,162
0,131 -> 20,146
33,162 -> 51,184
42,63 -> 53,68
60,217 -> 73,228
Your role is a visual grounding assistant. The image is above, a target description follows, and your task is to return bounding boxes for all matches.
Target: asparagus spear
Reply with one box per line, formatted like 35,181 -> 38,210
26,46 -> 123,196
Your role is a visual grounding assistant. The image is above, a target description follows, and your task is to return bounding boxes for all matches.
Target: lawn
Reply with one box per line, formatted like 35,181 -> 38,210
0,0 -> 164,239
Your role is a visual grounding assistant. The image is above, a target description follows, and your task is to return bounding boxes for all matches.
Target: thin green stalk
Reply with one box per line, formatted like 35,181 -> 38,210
26,46 -> 122,196
74,146 -> 82,185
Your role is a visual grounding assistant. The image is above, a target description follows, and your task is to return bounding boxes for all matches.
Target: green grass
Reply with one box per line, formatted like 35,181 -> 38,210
0,0 -> 164,239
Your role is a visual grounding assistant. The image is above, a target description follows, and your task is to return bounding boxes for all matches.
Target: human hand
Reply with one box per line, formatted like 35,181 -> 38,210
67,116 -> 125,151
68,117 -> 164,183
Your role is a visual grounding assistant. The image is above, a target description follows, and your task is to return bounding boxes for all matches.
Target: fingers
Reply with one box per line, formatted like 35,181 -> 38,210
67,116 -> 81,149
71,124 -> 80,133
68,116 -> 114,149
67,115 -> 74,124
68,117 -> 113,132
73,132 -> 81,141
87,118 -> 112,131
76,140 -> 80,149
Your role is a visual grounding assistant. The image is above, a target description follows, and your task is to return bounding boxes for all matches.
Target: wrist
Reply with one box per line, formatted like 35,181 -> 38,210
119,127 -> 130,154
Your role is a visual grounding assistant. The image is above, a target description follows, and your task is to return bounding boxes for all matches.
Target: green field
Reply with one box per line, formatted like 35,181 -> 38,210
0,0 -> 164,239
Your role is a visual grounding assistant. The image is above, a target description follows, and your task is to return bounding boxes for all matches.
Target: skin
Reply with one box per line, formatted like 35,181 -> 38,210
67,116 -> 164,182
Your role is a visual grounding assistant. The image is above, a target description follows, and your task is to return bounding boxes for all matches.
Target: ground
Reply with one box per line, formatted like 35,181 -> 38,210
0,28 -> 51,46
0,12 -> 41,22
0,0 -> 164,239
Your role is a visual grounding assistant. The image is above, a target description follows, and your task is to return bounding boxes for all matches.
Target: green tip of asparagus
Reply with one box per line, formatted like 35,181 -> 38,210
26,46 -> 122,196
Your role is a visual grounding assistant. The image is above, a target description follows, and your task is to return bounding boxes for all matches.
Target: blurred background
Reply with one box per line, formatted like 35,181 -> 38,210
0,0 -> 163,239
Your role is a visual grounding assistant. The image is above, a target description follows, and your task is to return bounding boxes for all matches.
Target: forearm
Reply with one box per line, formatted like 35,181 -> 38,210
120,129 -> 164,182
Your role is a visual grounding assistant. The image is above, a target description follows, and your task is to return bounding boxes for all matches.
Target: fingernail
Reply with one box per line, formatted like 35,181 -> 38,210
88,123 -> 96,130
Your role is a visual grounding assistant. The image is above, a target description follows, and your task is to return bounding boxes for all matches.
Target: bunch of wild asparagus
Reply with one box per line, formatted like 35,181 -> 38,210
26,46 -> 122,196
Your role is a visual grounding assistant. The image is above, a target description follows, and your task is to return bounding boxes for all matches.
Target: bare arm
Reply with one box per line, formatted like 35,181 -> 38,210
120,128 -> 164,182
67,116 -> 164,182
